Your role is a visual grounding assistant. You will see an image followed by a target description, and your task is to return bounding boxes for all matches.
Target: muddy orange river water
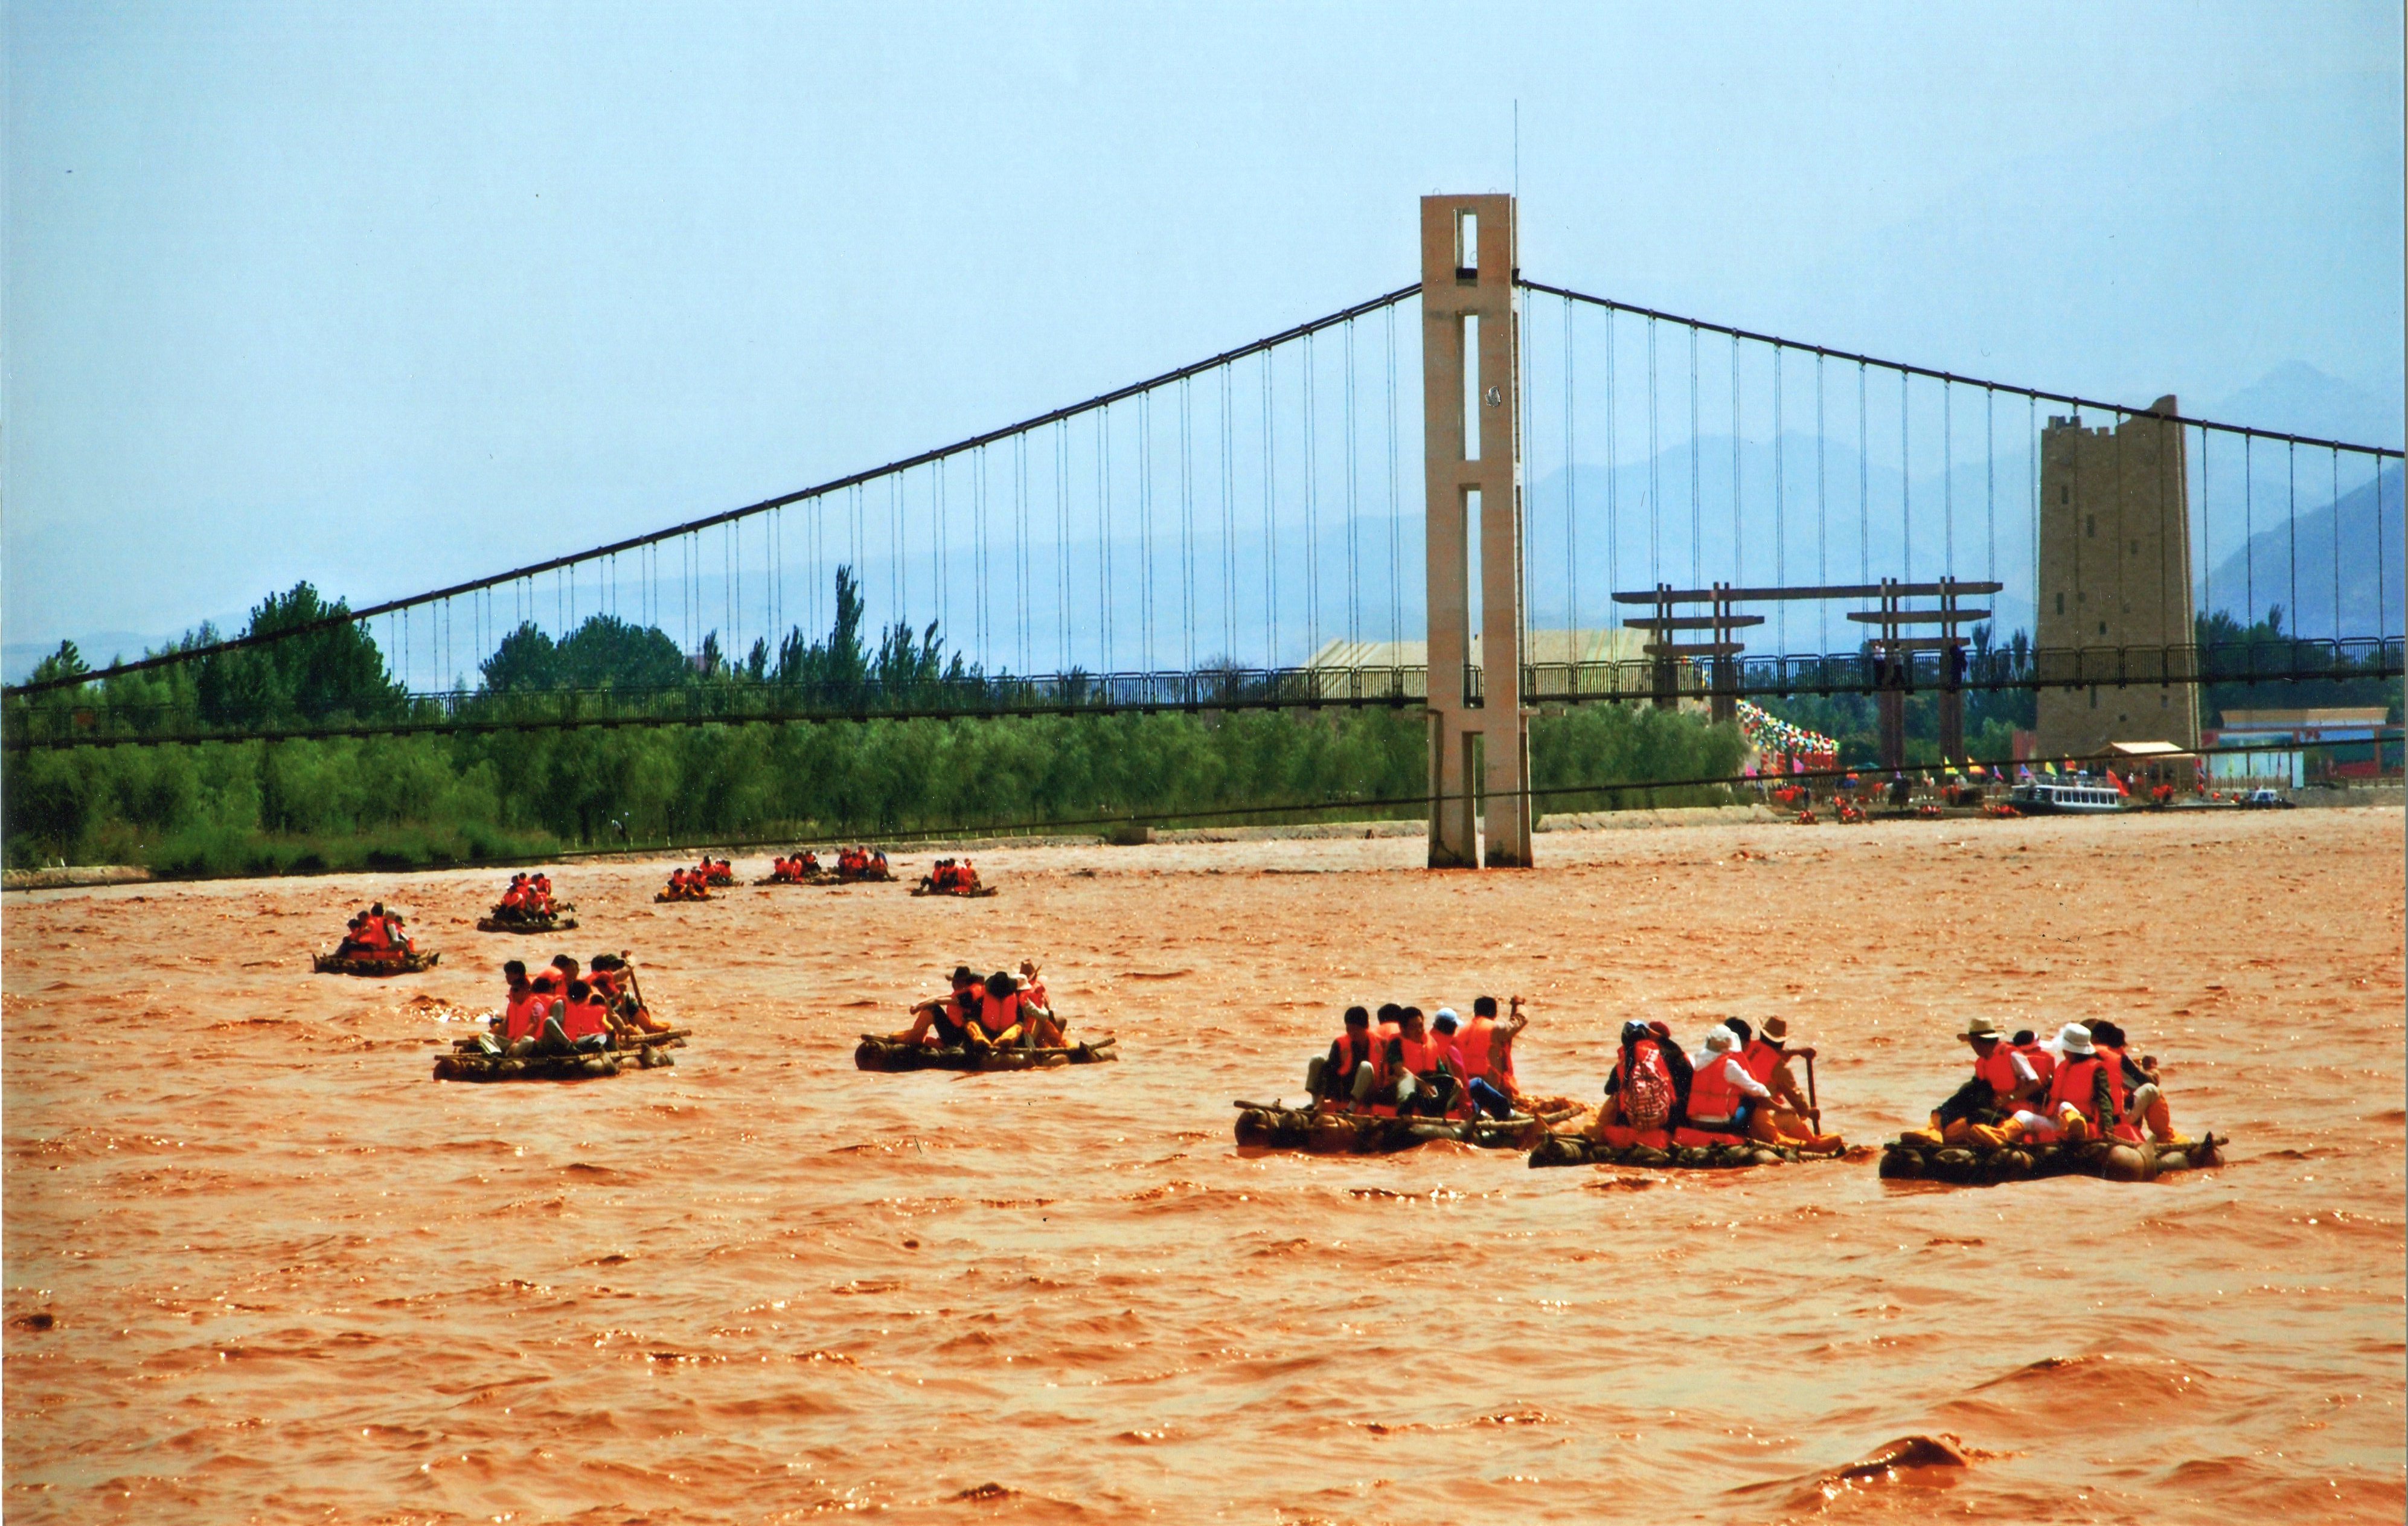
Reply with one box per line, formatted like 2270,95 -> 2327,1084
5,809 -> 2403,1524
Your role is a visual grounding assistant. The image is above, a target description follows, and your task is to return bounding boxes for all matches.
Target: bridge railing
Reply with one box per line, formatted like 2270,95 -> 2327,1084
5,639 -> 2397,749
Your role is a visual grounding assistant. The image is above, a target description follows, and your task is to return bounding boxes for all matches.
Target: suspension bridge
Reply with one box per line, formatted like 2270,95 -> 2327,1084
8,194 -> 2401,863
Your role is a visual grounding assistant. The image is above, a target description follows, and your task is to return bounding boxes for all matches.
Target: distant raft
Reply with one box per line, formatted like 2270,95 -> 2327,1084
1232,1100 -> 1574,1155
313,951 -> 441,977
475,912 -> 578,934
433,1029 -> 689,1083
1528,1132 -> 1845,1170
1877,1132 -> 2224,1186
910,882 -> 999,899
653,892 -> 713,904
853,1034 -> 1116,1072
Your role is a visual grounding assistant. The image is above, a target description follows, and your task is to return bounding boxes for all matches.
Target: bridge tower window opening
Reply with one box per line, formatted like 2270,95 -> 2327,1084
1463,486 -> 1484,702
1455,209 -> 1477,281
1461,313 -> 1482,462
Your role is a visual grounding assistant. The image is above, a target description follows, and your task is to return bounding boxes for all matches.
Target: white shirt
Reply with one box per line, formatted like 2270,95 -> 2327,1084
1687,1051 -> 1773,1101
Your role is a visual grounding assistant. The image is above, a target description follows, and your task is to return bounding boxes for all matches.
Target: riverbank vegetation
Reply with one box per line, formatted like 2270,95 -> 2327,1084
4,574 -> 1748,874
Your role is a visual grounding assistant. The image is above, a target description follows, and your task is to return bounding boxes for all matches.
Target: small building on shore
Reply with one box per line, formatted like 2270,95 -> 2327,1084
2201,707 -> 2398,787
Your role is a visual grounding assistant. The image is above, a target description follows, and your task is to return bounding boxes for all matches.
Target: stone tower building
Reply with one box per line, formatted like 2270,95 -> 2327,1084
2033,397 -> 2200,760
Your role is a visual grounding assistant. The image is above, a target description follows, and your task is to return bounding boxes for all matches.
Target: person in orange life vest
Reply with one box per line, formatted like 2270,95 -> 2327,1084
2086,1020 -> 2175,1143
1725,1016 -> 1844,1150
1923,1019 -> 2035,1141
1386,1007 -> 1466,1116
1723,1016 -> 1813,1137
536,979 -> 613,1054
2008,1030 -> 2057,1103
962,970 -> 1029,1050
1011,960 -> 1064,1047
1456,995 -> 1529,1119
351,904 -> 394,952
501,874 -> 530,912
1599,1019 -> 1686,1135
870,849 -> 889,877
1683,1027 -> 1775,1135
1307,1005 -> 1385,1106
895,966 -> 982,1047
531,874 -> 557,914
491,960 -> 552,1054
589,952 -> 668,1034
2003,1024 -> 2121,1144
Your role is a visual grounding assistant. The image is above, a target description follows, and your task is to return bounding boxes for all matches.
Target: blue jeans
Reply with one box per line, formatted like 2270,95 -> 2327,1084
1467,1076 -> 1516,1119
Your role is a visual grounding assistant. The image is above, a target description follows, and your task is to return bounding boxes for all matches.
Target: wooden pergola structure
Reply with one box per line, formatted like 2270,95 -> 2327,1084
1613,577 -> 2006,769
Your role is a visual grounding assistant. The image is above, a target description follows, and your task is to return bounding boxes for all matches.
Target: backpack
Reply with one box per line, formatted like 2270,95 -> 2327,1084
1621,1042 -> 1674,1129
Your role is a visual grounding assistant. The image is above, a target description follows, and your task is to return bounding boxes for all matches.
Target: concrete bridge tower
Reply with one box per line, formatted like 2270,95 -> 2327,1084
1421,194 -> 1532,867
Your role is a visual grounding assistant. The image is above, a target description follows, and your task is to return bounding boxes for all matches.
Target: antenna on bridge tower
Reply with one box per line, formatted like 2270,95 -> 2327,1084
1423,192 -> 1532,868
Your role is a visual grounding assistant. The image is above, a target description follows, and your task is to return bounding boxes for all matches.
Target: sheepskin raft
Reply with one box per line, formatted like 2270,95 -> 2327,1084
475,912 -> 578,934
432,1029 -> 689,1083
1528,1132 -> 1843,1170
1877,1132 -> 2224,1185
853,1034 -> 1116,1072
1231,1101 -> 1568,1155
313,951 -> 441,977
910,883 -> 998,899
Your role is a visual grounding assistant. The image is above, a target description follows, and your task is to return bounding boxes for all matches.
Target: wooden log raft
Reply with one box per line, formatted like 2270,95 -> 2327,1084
1528,1132 -> 1836,1170
475,912 -> 578,934
1876,1132 -> 2224,1186
313,951 -> 441,977
853,1034 -> 1116,1072
433,1028 -> 689,1083
909,883 -> 999,898
1232,1101 -> 1556,1155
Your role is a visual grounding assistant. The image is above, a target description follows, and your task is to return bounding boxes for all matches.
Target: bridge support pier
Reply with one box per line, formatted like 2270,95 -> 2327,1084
1422,193 -> 1531,868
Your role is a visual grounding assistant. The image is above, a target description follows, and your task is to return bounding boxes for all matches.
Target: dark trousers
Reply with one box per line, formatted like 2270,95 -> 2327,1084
1933,1077 -> 2002,1128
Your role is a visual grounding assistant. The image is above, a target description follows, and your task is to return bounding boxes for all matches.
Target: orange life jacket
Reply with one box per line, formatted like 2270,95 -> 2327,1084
1687,1053 -> 1746,1121
353,918 -> 390,951
2091,1044 -> 2131,1117
2013,1042 -> 2057,1093
1456,1018 -> 1496,1081
502,989 -> 546,1044
2048,1056 -> 2107,1123
1330,1029 -> 1385,1086
975,991 -> 1022,1037
559,996 -> 610,1042
1741,1037 -> 1784,1088
1973,1046 -> 2022,1097
1397,1034 -> 1452,1079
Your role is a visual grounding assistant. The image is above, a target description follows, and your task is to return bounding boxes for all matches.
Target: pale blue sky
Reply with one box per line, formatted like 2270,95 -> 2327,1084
5,1 -> 2401,668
